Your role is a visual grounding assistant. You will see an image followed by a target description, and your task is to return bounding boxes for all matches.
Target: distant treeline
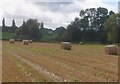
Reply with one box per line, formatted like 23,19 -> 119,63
2,7 -> 120,44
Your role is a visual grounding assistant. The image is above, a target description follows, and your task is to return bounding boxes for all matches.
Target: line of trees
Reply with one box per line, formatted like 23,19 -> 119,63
15,19 -> 41,40
59,7 -> 120,44
2,7 -> 120,44
2,18 -> 17,32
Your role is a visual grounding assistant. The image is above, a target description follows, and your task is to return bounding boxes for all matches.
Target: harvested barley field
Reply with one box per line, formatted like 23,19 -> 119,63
2,41 -> 118,82
0,40 -> 2,83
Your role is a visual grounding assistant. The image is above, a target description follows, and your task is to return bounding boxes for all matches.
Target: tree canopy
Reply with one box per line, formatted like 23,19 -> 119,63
2,7 -> 119,44
105,14 -> 120,43
15,19 -> 41,40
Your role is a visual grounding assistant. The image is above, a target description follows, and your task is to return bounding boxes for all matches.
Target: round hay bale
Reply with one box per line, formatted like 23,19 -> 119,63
29,40 -> 33,43
9,39 -> 15,44
22,40 -> 29,45
105,45 -> 118,55
61,42 -> 71,50
79,42 -> 83,45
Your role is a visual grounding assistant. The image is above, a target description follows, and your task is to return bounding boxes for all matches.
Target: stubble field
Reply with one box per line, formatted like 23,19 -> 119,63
2,41 -> 118,82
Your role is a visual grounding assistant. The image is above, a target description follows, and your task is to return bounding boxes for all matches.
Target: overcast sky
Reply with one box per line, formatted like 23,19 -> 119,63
0,0 -> 119,29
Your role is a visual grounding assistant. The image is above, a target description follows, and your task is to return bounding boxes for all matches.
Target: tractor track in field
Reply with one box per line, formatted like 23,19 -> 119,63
3,48 -> 66,82
3,44 -> 102,81
3,41 -> 118,82
2,50 -> 32,82
14,54 -> 66,82
13,43 -> 117,70
12,44 -> 118,81
5,42 -> 118,81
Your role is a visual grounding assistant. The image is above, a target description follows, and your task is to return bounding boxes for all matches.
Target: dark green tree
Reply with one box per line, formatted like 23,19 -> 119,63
109,11 -> 115,16
12,19 -> 17,32
2,18 -> 5,27
105,14 -> 120,43
96,7 -> 109,43
26,19 -> 40,39
54,26 -> 66,41
15,19 -> 41,40
64,7 -> 110,43
2,18 -> 6,31
65,17 -> 81,42
54,26 -> 65,35
40,22 -> 44,29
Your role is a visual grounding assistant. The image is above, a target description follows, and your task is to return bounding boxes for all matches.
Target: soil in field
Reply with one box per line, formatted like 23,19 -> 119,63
2,51 -> 32,82
2,41 -> 119,82
0,40 -> 2,83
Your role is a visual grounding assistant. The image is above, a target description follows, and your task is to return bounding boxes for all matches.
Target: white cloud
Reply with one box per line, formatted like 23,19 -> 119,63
0,0 -> 43,26
0,0 -> 79,28
0,0 -> 118,29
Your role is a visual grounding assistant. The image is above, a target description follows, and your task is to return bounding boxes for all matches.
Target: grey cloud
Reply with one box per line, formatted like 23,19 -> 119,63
2,0 -> 85,29
3,12 -> 33,27
33,2 -> 73,12
24,0 -> 75,2
25,0 -> 85,13
32,2 -> 82,13
4,12 -> 29,20
3,11 -> 57,28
